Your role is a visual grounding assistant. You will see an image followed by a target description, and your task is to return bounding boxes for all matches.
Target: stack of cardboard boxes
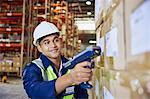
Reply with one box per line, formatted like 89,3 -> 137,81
0,55 -> 20,74
93,0 -> 150,98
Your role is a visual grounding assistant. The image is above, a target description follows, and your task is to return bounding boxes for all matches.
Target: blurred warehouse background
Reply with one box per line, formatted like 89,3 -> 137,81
0,0 -> 150,99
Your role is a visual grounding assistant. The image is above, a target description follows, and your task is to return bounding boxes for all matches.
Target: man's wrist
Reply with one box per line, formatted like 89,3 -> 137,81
65,72 -> 74,85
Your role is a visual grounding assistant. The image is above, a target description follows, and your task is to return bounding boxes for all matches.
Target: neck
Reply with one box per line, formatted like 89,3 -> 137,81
48,56 -> 61,70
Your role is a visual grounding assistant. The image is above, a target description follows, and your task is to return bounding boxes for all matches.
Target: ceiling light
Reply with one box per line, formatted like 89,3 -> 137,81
62,10 -> 66,13
89,40 -> 97,44
87,12 -> 92,15
37,3 -> 41,6
86,1 -> 91,5
78,40 -> 82,43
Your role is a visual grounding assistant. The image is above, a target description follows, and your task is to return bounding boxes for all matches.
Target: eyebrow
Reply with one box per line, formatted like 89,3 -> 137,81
42,36 -> 59,43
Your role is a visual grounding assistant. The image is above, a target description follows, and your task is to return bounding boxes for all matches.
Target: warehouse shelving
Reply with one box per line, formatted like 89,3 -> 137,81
65,12 -> 79,58
52,1 -> 80,58
30,0 -> 79,58
0,0 -> 26,79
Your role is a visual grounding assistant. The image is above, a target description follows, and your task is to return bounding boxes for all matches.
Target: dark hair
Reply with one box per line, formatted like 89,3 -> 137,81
36,32 -> 59,45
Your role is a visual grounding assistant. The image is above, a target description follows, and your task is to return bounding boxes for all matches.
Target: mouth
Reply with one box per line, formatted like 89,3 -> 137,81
49,49 -> 58,53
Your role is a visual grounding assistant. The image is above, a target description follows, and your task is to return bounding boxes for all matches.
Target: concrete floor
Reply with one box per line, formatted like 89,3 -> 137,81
0,77 -> 28,99
0,77 -> 93,99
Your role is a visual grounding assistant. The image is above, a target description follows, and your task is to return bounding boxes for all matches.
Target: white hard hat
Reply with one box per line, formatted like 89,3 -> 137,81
33,21 -> 59,46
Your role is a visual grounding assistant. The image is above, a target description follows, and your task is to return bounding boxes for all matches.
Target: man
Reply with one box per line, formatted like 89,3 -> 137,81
22,21 -> 92,99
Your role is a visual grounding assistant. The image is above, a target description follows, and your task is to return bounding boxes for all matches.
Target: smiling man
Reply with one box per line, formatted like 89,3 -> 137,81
22,21 -> 92,99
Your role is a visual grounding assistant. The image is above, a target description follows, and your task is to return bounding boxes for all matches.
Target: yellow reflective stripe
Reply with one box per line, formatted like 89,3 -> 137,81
64,94 -> 74,99
64,69 -> 74,99
46,67 -> 74,99
46,66 -> 57,81
67,69 -> 70,74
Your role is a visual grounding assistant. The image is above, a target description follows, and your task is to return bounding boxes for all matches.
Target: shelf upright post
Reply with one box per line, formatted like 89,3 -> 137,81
20,0 -> 26,77
28,0 -> 33,62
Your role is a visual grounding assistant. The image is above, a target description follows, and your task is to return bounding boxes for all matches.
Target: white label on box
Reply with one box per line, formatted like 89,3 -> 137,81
106,27 -> 118,56
104,86 -> 114,99
130,0 -> 150,55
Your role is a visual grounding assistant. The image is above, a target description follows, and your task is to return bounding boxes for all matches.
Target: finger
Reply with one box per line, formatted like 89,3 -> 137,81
79,77 -> 90,82
76,61 -> 91,68
79,67 -> 92,73
77,72 -> 91,78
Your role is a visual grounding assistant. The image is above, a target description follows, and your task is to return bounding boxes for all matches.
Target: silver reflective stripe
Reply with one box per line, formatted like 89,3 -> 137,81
32,58 -> 48,81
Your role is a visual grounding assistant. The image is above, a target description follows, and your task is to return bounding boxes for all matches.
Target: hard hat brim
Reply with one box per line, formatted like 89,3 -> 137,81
33,32 -> 60,46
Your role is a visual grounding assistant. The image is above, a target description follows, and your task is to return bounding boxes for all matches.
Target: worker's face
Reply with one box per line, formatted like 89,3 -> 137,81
37,34 -> 62,59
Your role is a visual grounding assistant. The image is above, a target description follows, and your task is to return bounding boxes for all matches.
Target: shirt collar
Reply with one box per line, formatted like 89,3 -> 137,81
39,54 -> 69,69
40,54 -> 53,69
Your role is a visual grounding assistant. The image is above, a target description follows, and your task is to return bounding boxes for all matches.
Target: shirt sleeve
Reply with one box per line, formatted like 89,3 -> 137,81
22,63 -> 57,99
74,85 -> 88,99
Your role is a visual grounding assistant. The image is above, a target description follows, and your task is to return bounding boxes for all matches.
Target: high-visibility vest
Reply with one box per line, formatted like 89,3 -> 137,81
32,58 -> 74,99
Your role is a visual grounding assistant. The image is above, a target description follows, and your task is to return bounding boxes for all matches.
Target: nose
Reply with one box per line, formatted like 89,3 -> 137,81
50,41 -> 57,48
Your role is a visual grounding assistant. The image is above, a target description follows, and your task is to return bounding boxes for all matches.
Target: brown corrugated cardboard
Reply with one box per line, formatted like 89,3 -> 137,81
95,0 -> 105,29
124,0 -> 150,70
110,0 -> 126,70
104,0 -> 126,70
95,0 -> 150,98
102,69 -> 150,99
93,67 -> 104,99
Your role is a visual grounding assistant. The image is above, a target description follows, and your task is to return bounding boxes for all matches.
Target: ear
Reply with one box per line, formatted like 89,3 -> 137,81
37,45 -> 42,53
59,36 -> 63,48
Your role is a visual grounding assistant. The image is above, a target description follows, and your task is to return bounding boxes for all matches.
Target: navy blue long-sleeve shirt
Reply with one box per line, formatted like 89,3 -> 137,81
22,54 -> 88,99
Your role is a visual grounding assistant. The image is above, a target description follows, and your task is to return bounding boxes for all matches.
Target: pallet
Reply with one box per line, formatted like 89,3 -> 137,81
0,66 -> 20,83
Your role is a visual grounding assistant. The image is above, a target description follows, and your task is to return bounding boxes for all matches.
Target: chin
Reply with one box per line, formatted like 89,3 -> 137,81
49,53 -> 60,59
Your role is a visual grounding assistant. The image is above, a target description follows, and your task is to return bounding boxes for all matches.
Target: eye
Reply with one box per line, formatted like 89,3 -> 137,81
44,41 -> 50,45
54,38 -> 59,43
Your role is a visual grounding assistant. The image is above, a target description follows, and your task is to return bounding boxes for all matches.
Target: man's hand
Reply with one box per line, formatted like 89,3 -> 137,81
55,61 -> 92,94
68,61 -> 93,85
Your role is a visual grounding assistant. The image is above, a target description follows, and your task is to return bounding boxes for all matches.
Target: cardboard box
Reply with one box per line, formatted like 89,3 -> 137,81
0,61 -> 5,67
95,0 -> 150,98
92,67 -> 104,99
0,53 -> 4,61
105,0 -> 120,10
96,26 -> 105,69
95,0 -> 105,29
4,57 -> 13,67
13,57 -> 20,67
112,0 -> 126,70
105,0 -> 126,70
102,70 -> 150,99
124,0 -> 150,70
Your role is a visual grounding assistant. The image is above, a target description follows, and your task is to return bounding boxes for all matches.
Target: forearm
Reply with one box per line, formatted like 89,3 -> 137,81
55,73 -> 73,94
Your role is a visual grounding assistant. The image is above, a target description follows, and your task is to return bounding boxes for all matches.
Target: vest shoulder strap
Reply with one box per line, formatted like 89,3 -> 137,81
32,58 -> 48,81
32,58 -> 74,99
